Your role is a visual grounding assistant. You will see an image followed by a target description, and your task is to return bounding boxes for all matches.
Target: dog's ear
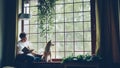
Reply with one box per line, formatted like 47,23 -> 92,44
47,40 -> 51,44
49,40 -> 51,43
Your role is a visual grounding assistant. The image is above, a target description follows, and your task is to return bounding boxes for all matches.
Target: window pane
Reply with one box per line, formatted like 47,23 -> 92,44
83,0 -> 90,2
75,52 -> 84,56
56,0 -> 64,4
29,42 -> 38,51
75,42 -> 83,51
30,16 -> 38,24
74,0 -> 83,2
65,0 -> 73,3
24,25 -> 29,33
84,22 -> 91,31
65,13 -> 73,22
65,52 -> 73,58
38,43 -> 45,53
74,22 -> 83,31
29,34 -> 38,42
56,42 -> 64,51
46,32 -> 55,41
84,32 -> 91,41
65,42 -> 73,51
75,32 -> 83,41
56,23 -> 64,32
47,24 -> 55,32
65,4 -> 73,12
30,0 -> 38,6
30,7 -> 37,15
65,33 -> 73,41
37,24 -> 49,33
30,25 -> 38,33
38,35 -> 46,42
51,43 -> 55,51
74,12 -> 83,21
24,20 -> 29,25
56,33 -> 64,41
74,3 -> 83,12
84,52 -> 91,55
84,42 -> 91,51
56,52 -> 64,58
24,4 -> 29,14
84,2 -> 90,11
83,12 -> 91,21
65,23 -> 73,31
56,14 -> 64,22
56,4 -> 64,13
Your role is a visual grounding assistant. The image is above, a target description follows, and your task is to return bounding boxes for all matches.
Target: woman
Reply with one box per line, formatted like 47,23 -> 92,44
16,32 -> 41,62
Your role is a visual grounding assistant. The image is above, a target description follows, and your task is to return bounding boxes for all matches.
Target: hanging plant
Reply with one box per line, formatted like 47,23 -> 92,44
37,0 -> 58,37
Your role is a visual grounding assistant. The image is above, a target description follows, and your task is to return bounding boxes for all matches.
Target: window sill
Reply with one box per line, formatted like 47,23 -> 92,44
33,59 -> 63,64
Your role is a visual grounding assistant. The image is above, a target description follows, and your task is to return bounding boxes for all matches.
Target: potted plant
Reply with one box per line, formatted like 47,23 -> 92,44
62,54 -> 103,63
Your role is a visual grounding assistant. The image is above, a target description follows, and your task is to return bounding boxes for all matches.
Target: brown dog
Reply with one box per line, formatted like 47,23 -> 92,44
42,40 -> 54,62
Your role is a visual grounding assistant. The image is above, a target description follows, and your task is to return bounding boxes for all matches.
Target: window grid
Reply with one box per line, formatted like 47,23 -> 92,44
73,0 -> 75,57
63,0 -> 66,57
22,0 -> 94,59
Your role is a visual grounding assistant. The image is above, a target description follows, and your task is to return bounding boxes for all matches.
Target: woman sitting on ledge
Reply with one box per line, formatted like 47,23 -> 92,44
15,32 -> 42,63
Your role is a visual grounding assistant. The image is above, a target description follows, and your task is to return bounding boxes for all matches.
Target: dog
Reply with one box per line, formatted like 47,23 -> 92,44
42,40 -> 54,62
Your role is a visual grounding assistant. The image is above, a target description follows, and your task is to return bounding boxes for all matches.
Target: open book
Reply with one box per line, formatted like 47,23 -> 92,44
22,47 -> 34,54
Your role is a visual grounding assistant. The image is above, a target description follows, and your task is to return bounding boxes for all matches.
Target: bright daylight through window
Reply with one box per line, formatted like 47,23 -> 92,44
18,0 -> 95,59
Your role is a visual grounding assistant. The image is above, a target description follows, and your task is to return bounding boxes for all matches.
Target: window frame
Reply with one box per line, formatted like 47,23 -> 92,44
19,0 -> 96,61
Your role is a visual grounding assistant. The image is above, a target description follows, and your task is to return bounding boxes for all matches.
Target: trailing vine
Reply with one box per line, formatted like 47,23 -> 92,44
37,0 -> 58,37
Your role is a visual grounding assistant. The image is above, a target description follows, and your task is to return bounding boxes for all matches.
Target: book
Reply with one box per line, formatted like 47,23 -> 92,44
22,47 -> 34,54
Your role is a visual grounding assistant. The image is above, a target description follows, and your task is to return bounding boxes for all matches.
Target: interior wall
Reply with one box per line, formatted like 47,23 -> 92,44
0,0 -> 4,67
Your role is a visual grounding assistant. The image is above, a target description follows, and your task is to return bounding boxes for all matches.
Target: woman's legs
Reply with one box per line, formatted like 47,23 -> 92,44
16,54 -> 34,62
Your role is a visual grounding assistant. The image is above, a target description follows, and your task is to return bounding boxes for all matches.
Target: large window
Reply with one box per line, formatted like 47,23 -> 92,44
18,0 -> 95,59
